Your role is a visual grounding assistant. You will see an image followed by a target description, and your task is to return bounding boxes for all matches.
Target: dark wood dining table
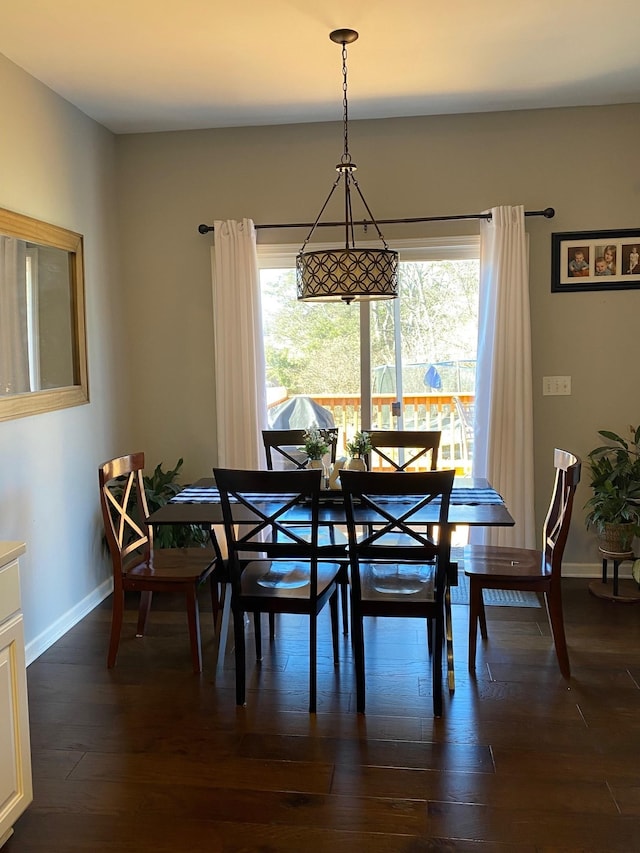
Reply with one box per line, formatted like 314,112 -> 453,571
147,476 -> 515,687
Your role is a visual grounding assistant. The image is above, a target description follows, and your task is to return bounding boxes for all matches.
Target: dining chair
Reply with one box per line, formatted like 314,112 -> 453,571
262,428 -> 340,471
366,430 -> 441,472
214,467 -> 343,713
262,426 -> 350,635
340,468 -> 455,717
464,448 -> 581,678
99,452 -> 218,673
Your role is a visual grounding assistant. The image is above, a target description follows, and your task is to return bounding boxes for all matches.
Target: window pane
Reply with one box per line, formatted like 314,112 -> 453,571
261,268 -> 361,439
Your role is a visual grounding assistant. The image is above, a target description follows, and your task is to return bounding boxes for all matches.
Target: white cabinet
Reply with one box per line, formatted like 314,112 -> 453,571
0,542 -> 32,848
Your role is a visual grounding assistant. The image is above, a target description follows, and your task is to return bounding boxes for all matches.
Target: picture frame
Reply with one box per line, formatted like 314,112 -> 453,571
551,228 -> 640,292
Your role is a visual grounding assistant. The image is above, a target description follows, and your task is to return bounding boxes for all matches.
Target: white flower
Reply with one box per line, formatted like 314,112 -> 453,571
302,425 -> 331,460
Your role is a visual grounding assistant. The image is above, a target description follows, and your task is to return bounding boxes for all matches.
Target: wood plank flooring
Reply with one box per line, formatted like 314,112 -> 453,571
6,579 -> 640,852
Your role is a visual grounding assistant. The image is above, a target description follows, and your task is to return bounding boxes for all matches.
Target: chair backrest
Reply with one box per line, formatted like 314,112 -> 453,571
99,452 -> 151,576
340,468 -> 455,600
214,467 -> 324,593
544,449 -> 581,575
262,428 -> 339,470
366,430 -> 441,472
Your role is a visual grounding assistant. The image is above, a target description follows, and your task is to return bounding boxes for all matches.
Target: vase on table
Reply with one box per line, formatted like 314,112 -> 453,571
346,456 -> 367,472
308,458 -> 328,487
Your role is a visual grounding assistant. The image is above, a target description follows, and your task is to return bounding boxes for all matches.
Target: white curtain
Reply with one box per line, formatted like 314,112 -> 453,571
211,219 -> 267,468
0,236 -> 30,395
472,205 -> 536,548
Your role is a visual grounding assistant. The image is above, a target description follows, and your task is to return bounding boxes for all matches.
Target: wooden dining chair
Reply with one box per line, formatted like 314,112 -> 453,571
262,428 -> 340,471
99,452 -> 218,673
366,430 -> 441,472
464,448 -> 581,678
340,468 -> 455,717
262,426 -> 350,635
214,467 -> 343,713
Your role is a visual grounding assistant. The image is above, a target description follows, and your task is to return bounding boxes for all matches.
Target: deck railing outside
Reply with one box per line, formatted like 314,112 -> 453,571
267,392 -> 475,474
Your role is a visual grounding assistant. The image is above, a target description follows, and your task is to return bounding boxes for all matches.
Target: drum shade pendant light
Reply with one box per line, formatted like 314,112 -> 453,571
296,29 -> 398,305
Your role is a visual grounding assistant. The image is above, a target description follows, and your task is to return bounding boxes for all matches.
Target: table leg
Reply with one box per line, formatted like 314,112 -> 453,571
445,584 -> 455,692
216,584 -> 232,673
445,559 -> 458,693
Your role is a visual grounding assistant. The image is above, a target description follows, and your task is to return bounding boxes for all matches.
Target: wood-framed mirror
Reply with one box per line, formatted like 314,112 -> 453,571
0,207 -> 88,421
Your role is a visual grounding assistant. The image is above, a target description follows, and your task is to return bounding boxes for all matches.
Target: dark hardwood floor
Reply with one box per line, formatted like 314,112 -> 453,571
6,578 -> 640,852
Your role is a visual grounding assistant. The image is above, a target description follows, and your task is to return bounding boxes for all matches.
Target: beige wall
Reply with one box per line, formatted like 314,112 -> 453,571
0,53 -> 127,656
116,104 -> 640,570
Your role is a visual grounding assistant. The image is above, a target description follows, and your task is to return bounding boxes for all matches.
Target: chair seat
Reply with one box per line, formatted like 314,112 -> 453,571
124,548 -> 216,583
464,544 -> 549,583
241,559 -> 341,598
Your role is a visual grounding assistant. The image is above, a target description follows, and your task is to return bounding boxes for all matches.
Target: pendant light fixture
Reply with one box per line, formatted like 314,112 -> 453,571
296,29 -> 398,305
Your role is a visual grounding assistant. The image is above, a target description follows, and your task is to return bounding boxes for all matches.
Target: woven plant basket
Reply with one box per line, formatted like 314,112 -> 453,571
599,522 -> 636,554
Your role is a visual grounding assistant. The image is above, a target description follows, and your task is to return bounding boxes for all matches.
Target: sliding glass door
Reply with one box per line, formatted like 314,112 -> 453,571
259,237 -> 479,468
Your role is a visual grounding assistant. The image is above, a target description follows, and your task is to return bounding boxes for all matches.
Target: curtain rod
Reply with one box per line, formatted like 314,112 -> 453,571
197,207 -> 555,235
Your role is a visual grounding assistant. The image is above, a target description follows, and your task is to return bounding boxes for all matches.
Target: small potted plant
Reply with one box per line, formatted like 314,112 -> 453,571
585,425 -> 640,553
302,426 -> 331,469
345,430 -> 371,471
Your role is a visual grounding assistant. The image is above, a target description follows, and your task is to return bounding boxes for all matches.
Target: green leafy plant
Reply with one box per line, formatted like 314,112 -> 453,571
301,426 -> 331,460
584,426 -> 640,540
142,459 -> 209,548
346,430 -> 371,458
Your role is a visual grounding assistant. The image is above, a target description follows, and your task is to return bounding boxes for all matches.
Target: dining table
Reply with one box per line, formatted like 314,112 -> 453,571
147,475 -> 515,688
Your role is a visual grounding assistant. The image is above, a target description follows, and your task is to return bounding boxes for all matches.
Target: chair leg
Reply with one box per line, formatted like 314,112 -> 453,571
545,588 -> 571,679
353,614 -> 366,713
309,615 -> 318,713
185,586 -> 203,674
233,604 -> 247,706
253,612 -> 263,661
329,589 -> 339,666
468,577 -> 483,672
269,612 -> 276,640
432,610 -> 444,718
340,579 -> 349,635
210,575 -> 220,625
478,590 -> 488,639
136,591 -> 153,637
107,589 -> 124,668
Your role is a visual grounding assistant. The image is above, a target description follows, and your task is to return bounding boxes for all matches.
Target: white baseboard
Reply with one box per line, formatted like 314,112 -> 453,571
25,578 -> 113,666
563,561 -> 634,579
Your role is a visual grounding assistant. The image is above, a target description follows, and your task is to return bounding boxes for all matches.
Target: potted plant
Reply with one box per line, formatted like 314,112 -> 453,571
301,426 -> 331,468
585,425 -> 640,553
345,430 -> 371,471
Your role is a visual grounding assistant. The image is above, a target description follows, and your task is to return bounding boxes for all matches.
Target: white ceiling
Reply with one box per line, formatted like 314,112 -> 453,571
1,0 -> 639,134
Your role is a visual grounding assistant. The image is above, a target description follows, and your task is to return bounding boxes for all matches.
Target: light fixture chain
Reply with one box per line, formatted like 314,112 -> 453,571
296,28 -> 398,303
341,42 -> 351,165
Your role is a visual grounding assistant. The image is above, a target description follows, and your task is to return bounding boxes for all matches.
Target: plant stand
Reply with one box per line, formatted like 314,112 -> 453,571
588,547 -> 640,602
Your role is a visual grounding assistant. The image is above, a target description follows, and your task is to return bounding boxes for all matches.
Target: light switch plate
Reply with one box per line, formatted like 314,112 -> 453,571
543,376 -> 571,396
